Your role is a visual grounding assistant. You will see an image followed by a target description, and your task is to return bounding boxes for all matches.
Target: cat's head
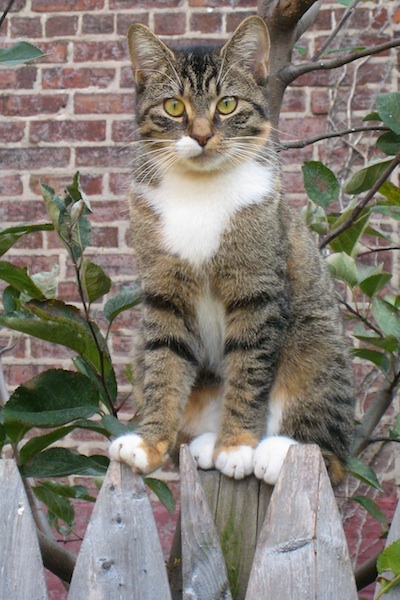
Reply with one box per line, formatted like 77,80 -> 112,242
128,16 -> 271,179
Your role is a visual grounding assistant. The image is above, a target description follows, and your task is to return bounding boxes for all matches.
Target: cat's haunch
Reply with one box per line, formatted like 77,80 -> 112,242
109,16 -> 355,486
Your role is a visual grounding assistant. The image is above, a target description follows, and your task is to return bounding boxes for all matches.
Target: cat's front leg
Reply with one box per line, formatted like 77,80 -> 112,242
109,286 -> 198,474
213,286 -> 290,480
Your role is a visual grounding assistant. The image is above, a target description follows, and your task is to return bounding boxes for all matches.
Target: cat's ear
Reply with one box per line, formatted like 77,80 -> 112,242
127,23 -> 176,85
220,16 -> 270,85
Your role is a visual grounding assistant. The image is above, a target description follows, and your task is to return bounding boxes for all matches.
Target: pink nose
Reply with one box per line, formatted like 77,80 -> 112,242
190,132 -> 213,147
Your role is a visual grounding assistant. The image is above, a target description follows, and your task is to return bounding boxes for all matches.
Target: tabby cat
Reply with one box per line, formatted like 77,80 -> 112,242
109,16 -> 355,485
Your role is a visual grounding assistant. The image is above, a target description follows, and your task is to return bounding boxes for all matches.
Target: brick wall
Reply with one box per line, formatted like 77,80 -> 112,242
0,1 -> 399,596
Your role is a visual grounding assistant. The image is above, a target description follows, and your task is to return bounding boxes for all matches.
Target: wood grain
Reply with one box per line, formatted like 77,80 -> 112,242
68,460 -> 171,599
0,459 -> 48,600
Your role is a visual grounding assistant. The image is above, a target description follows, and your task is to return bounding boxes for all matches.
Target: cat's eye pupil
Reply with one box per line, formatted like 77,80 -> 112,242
164,98 -> 185,117
217,96 -> 237,115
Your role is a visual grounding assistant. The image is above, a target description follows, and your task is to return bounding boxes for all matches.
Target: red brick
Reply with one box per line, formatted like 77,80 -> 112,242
189,0 -> 233,5
82,14 -> 115,34
120,65 -> 134,88
32,0 -> 104,11
310,90 -> 330,115
45,15 -> 79,37
4,365 -> 41,387
30,338 -> 71,359
116,12 -> 149,35
91,226 -> 119,248
110,0 -> 183,7
1,93 -> 68,116
190,12 -> 223,34
30,120 -> 106,143
0,69 -> 16,89
76,146 -> 131,168
74,93 -> 134,115
112,119 -> 135,143
73,40 -> 128,62
31,41 -> 69,63
153,13 -> 186,36
12,230 -> 44,250
42,66 -> 116,89
109,173 -> 130,195
0,148 -> 70,170
0,198 -> 49,223
280,88 -> 306,113
0,175 -> 23,196
10,16 -> 43,37
0,121 -> 26,143
81,199 -> 124,221
0,336 -> 26,359
226,10 -> 256,32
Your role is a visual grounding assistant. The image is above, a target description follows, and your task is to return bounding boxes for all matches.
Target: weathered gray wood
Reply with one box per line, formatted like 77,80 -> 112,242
199,467 -> 272,599
374,498 -> 400,599
0,459 -> 48,600
180,445 -> 232,600
68,460 -> 171,600
245,444 -> 358,600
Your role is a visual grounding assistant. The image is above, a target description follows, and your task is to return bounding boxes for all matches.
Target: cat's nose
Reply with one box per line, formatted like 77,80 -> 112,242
190,132 -> 213,147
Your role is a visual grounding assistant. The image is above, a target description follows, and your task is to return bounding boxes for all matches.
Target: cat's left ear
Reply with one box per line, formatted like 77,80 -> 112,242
220,16 -> 270,85
127,23 -> 176,86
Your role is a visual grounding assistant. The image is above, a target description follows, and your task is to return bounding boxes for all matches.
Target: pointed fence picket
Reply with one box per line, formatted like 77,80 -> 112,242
1,444 -> 398,599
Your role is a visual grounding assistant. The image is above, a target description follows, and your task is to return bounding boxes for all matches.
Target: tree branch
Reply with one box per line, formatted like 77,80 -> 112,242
355,551 -> 379,591
285,37 -> 400,83
294,0 -> 322,41
351,371 -> 400,456
0,0 -> 16,30
37,531 -> 76,584
311,0 -> 362,62
259,0 -> 320,30
280,125 -> 388,150
319,151 -> 400,250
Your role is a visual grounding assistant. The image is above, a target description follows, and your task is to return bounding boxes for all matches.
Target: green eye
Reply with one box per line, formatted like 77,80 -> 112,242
217,96 -> 237,115
164,98 -> 185,117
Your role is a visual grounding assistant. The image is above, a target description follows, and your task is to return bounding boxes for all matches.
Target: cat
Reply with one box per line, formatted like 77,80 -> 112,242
109,16 -> 355,485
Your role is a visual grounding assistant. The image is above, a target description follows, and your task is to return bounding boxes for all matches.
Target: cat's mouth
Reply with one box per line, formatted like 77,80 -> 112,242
174,135 -> 231,172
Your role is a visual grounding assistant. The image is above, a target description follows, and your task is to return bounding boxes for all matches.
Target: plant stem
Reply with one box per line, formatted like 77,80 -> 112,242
320,152 -> 400,250
311,0 -> 362,62
0,0 -> 16,29
375,573 -> 400,600
280,125 -> 388,150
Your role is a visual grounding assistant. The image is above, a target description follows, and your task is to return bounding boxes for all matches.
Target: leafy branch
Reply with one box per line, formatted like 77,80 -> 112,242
281,126 -> 389,151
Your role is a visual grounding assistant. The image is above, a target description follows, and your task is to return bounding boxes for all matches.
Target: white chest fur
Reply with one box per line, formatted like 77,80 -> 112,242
143,161 -> 274,267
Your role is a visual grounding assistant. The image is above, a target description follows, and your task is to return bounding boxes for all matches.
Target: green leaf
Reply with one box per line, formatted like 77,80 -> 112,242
352,496 -> 388,523
82,259 -> 111,304
343,160 -> 392,195
101,415 -> 136,437
377,539 -> 400,575
2,286 -> 20,312
348,458 -> 383,491
378,182 -> 400,204
0,262 -> 44,299
302,161 -> 339,208
103,280 -> 142,322
329,211 -> 370,256
323,45 -> 365,55
294,45 -> 307,57
19,420 -> 110,465
4,370 -> 100,428
372,297 -> 400,339
73,355 -> 117,406
377,132 -> 400,156
326,252 -> 358,288
0,299 -> 113,376
351,348 -> 390,373
33,484 -> 75,527
354,334 -> 398,353
144,477 -> 175,515
376,92 -> 400,135
0,223 -> 53,257
363,111 -> 382,122
36,480 -> 96,502
20,448 -> 109,477
359,273 -> 392,298
0,42 -> 46,66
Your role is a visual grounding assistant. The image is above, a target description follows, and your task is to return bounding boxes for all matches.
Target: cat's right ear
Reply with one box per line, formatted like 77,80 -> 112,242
127,23 -> 176,86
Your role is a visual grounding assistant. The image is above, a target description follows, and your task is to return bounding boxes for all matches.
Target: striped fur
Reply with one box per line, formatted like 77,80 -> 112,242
109,17 -> 354,485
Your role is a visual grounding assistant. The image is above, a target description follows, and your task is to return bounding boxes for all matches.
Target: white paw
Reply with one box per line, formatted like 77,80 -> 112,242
189,432 -> 217,469
109,433 -> 148,472
215,445 -> 254,480
253,436 -> 298,485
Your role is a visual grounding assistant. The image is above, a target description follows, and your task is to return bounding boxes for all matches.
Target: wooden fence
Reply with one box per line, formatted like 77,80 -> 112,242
1,444 -> 399,599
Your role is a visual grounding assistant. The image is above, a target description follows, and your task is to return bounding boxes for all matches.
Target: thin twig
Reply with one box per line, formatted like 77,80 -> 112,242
340,298 -> 383,338
320,152 -> 400,250
0,0 -> 16,29
285,37 -> 400,83
280,125 -> 388,150
359,246 -> 400,256
311,0 -> 362,62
